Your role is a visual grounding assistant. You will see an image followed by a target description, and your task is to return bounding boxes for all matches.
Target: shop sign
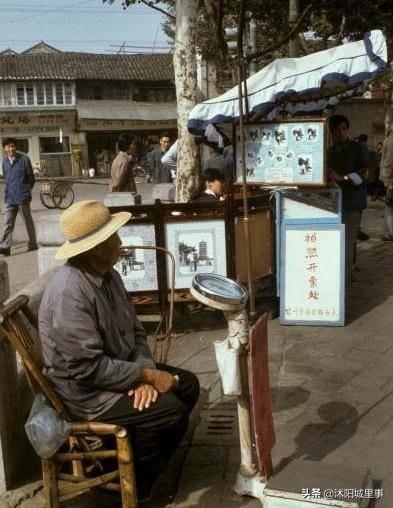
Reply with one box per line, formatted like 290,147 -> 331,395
280,223 -> 345,326
78,118 -> 177,131
0,112 -> 75,134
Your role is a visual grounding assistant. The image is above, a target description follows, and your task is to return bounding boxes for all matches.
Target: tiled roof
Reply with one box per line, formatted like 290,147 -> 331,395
0,52 -> 174,82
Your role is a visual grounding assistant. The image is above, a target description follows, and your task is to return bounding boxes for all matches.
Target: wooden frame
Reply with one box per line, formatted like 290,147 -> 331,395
233,118 -> 328,187
109,193 -> 275,307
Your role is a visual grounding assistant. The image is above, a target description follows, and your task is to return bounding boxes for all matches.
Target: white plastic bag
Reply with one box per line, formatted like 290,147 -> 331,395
214,339 -> 242,396
25,394 -> 71,459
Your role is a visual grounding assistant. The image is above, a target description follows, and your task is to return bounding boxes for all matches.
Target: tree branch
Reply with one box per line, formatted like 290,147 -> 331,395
139,0 -> 175,20
298,33 -> 311,54
246,2 -> 313,62
338,14 -> 346,41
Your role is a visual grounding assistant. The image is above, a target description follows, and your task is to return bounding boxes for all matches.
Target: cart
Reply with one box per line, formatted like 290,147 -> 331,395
39,178 -> 75,210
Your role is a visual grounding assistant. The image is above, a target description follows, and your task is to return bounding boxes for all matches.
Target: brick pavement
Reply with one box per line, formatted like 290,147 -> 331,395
1,201 -> 393,507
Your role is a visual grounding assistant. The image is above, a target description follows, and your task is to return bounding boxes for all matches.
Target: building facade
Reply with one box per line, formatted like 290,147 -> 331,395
0,43 -> 177,176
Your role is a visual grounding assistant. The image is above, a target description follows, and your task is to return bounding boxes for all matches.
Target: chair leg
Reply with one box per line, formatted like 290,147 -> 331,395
69,437 -> 85,478
42,459 -> 60,508
116,428 -> 137,508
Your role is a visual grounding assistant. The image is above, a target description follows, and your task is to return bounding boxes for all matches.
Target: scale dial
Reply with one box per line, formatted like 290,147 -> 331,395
191,274 -> 248,311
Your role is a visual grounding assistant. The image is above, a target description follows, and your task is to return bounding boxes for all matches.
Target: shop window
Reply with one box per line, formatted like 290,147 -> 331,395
55,83 -> 64,105
40,136 -> 70,154
0,84 -> 13,106
16,84 -> 25,105
112,84 -> 129,100
36,83 -> 45,105
45,83 -> 54,105
26,84 -> 34,105
0,82 -> 74,107
64,83 -> 73,104
15,138 -> 29,154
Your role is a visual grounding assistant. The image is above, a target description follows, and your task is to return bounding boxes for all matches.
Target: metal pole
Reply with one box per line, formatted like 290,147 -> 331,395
237,61 -> 256,317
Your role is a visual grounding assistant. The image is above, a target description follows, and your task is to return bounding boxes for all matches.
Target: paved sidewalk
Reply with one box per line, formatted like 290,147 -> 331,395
1,201 -> 393,507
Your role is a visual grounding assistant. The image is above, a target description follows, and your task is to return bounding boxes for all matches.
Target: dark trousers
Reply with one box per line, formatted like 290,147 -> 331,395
342,211 -> 362,289
0,202 -> 37,250
100,364 -> 200,495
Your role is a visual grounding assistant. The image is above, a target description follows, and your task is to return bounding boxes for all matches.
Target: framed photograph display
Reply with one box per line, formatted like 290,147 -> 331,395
280,223 -> 345,326
235,119 -> 326,186
114,224 -> 158,292
165,220 -> 227,289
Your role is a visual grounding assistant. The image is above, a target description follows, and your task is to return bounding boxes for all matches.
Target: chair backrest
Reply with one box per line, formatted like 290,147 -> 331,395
0,295 -> 71,421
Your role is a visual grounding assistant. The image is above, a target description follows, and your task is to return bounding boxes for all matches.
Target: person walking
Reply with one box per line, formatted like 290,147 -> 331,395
0,137 -> 37,256
380,128 -> 393,241
109,133 -> 137,193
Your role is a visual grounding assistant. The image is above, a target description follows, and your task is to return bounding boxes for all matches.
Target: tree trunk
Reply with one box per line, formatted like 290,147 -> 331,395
174,0 -> 200,202
385,66 -> 393,135
288,0 -> 301,57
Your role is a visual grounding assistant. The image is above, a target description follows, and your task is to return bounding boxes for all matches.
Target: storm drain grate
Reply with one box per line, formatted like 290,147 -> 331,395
193,402 -> 238,444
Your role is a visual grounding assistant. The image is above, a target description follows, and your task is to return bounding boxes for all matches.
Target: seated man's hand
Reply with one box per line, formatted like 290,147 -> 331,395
140,368 -> 179,393
128,383 -> 158,411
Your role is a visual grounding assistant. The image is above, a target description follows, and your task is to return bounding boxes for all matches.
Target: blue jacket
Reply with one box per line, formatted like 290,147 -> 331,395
2,152 -> 35,205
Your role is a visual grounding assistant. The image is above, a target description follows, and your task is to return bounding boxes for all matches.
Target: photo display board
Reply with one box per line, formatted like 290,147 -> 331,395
280,223 -> 345,326
235,120 -> 326,186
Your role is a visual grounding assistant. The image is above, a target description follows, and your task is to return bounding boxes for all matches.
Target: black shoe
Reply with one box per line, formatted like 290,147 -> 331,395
27,245 -> 38,252
0,248 -> 10,257
358,230 -> 369,241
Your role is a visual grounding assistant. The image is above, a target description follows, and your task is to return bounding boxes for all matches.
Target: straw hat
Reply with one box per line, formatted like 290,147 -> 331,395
55,200 -> 131,260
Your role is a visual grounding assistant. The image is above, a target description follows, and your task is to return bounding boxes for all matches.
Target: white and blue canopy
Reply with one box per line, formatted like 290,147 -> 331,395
188,30 -> 388,136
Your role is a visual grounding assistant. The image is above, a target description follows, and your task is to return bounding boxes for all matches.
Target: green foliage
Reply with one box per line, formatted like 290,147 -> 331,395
104,0 -> 393,61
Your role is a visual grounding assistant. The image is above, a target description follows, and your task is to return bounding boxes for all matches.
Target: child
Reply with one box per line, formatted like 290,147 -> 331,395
190,168 -> 225,202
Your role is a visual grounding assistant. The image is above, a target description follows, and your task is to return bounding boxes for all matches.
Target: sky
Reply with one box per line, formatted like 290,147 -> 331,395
0,0 -> 170,54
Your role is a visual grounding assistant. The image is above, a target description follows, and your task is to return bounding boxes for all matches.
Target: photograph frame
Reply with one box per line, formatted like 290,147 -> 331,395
165,219 -> 227,289
114,223 -> 159,292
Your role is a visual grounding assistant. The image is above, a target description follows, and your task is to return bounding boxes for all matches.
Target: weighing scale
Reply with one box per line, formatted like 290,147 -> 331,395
191,273 -> 266,501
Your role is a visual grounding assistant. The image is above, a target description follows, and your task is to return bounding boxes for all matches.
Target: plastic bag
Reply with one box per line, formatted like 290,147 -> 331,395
214,339 -> 242,396
25,394 -> 71,459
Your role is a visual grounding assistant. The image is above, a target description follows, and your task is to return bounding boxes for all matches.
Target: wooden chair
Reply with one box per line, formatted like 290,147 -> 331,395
0,295 -> 137,508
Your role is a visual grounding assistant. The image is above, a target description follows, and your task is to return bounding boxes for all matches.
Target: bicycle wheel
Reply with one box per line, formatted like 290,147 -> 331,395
40,191 -> 57,209
52,182 -> 75,210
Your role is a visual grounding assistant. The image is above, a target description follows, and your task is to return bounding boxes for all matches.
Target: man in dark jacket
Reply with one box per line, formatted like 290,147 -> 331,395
190,168 -> 226,202
327,115 -> 367,288
0,137 -> 37,256
148,132 -> 173,183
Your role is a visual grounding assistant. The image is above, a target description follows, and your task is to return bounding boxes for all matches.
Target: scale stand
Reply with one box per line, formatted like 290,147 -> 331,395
190,274 -> 266,503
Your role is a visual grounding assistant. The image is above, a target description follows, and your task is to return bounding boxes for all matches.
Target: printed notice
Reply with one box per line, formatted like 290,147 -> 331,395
280,225 -> 345,325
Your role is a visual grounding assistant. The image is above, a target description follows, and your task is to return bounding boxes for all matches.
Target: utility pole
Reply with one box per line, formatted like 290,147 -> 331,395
288,0 -> 301,57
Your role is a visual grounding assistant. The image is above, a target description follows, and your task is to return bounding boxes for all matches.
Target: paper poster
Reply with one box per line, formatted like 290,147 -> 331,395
280,224 -> 345,326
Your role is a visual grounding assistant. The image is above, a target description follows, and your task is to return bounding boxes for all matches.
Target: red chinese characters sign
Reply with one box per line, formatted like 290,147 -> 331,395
281,225 -> 344,325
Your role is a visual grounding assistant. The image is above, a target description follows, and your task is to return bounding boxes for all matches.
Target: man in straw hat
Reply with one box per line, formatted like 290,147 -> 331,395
39,200 -> 199,501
